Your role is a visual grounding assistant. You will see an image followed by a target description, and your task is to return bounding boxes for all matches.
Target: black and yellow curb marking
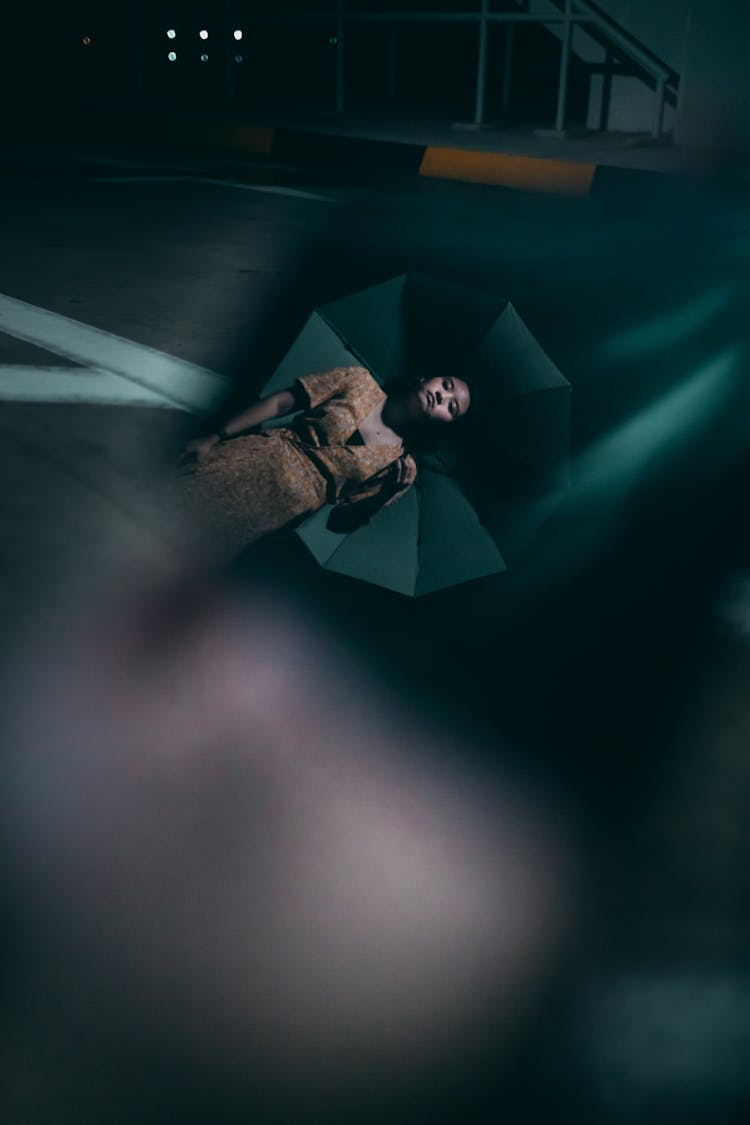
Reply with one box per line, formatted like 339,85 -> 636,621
420,146 -> 597,196
162,120 -> 608,197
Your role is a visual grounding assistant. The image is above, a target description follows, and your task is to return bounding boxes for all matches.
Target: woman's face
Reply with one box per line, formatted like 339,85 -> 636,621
410,376 -> 471,425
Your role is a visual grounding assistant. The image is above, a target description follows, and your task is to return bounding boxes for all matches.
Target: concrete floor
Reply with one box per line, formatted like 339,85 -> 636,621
1,141 -> 750,1124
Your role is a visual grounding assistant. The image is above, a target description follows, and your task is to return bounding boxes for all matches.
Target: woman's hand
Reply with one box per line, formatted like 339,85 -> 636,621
391,455 -> 417,492
180,434 -> 220,465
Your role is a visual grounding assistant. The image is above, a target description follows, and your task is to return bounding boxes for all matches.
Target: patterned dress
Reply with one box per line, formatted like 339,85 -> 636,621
179,366 -> 415,551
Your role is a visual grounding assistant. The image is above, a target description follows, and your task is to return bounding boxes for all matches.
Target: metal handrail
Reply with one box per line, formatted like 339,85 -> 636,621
347,11 -> 594,23
568,0 -> 675,84
564,0 -> 677,136
513,0 -> 678,135
244,9 -> 595,24
193,2 -> 681,136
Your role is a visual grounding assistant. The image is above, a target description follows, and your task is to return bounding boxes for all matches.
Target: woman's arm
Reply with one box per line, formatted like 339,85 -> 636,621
181,387 -> 300,462
216,388 -> 299,439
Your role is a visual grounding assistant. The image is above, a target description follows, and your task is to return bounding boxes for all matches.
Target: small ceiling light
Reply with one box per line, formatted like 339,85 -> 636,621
199,29 -> 208,40
200,52 -> 209,62
234,54 -> 244,63
168,51 -> 177,61
166,29 -> 176,39
233,29 -> 243,41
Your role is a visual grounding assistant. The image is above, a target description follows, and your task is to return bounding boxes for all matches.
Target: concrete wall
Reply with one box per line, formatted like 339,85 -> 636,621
674,0 -> 750,150
526,0 -> 691,71
586,75 -> 677,135
533,0 -> 750,149
575,0 -> 692,71
581,0 -> 688,134
571,0 -> 750,150
564,0 -> 750,150
528,0 -> 691,133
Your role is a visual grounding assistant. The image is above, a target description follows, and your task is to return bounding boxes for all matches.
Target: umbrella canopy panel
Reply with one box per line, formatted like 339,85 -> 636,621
296,473 -> 506,598
317,275 -> 407,385
318,273 -> 503,388
261,311 -> 359,419
416,469 -> 508,596
297,485 -> 421,598
402,273 -> 505,387
461,303 -> 571,494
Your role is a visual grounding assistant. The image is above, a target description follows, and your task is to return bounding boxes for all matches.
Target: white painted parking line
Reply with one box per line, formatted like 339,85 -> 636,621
193,176 -> 336,203
0,366 -> 188,409
93,174 -> 336,203
0,292 -> 227,414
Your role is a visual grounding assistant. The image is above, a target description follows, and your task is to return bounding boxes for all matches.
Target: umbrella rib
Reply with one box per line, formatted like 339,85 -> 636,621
318,522 -> 359,569
496,383 -> 570,399
317,312 -> 373,373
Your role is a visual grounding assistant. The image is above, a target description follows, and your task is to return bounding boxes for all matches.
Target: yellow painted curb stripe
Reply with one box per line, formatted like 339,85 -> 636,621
420,146 -> 596,196
168,120 -> 275,157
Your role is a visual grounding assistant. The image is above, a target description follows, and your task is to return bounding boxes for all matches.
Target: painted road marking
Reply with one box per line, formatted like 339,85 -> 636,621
92,174 -> 336,203
0,366 -> 187,409
193,176 -> 336,202
0,292 -> 227,414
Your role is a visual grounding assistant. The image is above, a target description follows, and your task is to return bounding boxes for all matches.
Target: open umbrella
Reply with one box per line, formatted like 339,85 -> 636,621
261,273 -> 571,596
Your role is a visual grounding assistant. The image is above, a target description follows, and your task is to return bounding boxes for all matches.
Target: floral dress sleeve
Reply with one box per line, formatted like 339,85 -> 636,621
295,366 -> 370,410
296,366 -> 373,411
294,365 -> 385,447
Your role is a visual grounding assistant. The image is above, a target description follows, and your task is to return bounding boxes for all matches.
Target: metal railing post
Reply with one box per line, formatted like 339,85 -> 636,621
336,0 -> 345,112
474,0 -> 489,126
599,47 -> 613,131
290,22 -> 301,102
239,4 -> 676,135
224,0 -> 234,104
502,23 -> 514,111
387,22 -> 398,98
554,0 -> 573,134
652,74 -> 665,138
131,0 -> 145,99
